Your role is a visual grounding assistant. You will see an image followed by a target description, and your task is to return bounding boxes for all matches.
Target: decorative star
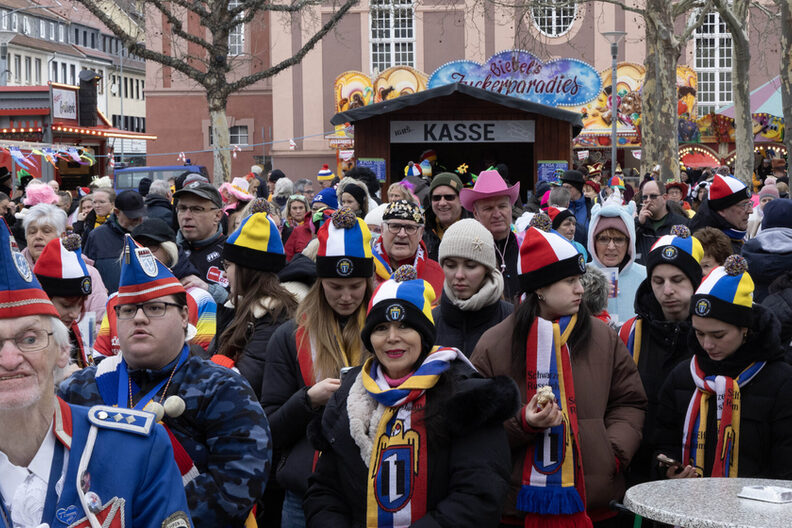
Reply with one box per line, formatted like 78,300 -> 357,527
472,236 -> 484,252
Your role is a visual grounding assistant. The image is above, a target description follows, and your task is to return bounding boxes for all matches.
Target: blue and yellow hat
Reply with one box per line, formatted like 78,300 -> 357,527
361,265 -> 436,356
647,225 -> 704,286
118,234 -> 186,305
691,254 -> 753,326
316,207 -> 374,278
223,212 -> 286,273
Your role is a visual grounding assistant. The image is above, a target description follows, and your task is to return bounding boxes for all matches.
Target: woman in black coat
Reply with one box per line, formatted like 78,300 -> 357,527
304,265 -> 517,527
655,255 -> 792,480
432,219 -> 512,356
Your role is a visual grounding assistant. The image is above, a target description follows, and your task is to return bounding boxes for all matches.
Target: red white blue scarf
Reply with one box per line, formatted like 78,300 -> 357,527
372,237 -> 429,282
682,356 -> 764,477
361,346 -> 465,527
519,315 -> 592,528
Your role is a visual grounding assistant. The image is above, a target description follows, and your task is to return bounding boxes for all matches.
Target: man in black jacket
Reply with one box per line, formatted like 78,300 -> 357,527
144,179 -> 175,228
689,173 -> 752,254
635,180 -> 689,264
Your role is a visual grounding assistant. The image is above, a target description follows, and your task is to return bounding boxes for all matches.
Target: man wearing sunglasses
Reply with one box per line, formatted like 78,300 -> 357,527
373,200 -> 445,298
59,235 -> 271,527
635,180 -> 689,265
423,172 -> 468,261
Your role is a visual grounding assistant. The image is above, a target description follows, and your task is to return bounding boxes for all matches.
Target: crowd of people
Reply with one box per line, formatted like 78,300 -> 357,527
1,155 -> 791,528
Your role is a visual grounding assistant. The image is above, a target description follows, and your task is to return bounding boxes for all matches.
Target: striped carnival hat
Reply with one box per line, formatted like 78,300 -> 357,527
691,254 -> 753,327
0,219 -> 59,319
708,174 -> 750,211
517,213 -> 586,293
33,234 -> 92,298
404,161 -> 422,177
316,207 -> 374,278
419,159 -> 433,178
361,265 -> 436,356
118,234 -> 186,305
608,176 -> 625,190
647,225 -> 703,286
588,163 -> 603,178
317,164 -> 335,181
546,206 -> 575,230
223,212 -> 286,273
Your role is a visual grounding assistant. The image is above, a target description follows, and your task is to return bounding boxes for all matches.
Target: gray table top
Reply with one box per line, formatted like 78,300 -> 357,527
624,478 -> 792,528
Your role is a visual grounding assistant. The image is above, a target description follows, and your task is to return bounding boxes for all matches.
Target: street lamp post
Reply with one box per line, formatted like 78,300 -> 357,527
602,31 -> 627,181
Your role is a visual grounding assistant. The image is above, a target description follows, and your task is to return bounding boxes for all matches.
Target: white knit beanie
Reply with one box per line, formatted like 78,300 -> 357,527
438,218 -> 497,271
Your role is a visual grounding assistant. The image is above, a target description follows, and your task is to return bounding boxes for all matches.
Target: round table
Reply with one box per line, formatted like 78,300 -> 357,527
624,478 -> 792,528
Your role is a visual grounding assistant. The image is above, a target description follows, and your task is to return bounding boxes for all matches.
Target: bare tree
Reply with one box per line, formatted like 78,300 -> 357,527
776,0 -> 792,161
72,0 -> 358,184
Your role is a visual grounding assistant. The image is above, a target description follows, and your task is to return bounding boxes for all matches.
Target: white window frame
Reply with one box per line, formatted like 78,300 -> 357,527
49,22 -> 55,40
11,14 -> 18,32
694,11 -> 733,115
22,16 -> 30,35
34,58 -> 41,83
230,125 -> 249,145
0,10 -> 7,31
228,0 -> 244,56
58,24 -> 64,42
39,19 -> 45,38
369,0 -> 415,75
530,0 -> 577,38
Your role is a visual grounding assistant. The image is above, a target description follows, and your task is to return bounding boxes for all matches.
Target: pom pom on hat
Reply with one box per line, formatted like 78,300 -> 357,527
223,212 -> 286,273
34,236 -> 92,298
529,212 -> 552,232
249,197 -> 270,214
647,225 -> 703,286
691,253 -> 753,326
0,220 -> 60,319
316,207 -> 374,278
317,164 -> 335,181
361,265 -> 436,357
62,233 -> 82,251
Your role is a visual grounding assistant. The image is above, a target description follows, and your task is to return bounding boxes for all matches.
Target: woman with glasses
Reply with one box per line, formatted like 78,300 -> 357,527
587,196 -> 647,324
72,187 -> 114,241
261,208 -> 376,528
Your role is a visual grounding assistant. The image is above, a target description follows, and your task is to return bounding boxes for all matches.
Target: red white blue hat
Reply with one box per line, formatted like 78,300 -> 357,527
361,265 -> 436,355
691,254 -> 753,326
708,174 -> 750,211
118,234 -> 186,305
33,234 -> 92,298
517,213 -> 585,293
316,207 -> 374,278
0,219 -> 59,318
223,212 -> 286,272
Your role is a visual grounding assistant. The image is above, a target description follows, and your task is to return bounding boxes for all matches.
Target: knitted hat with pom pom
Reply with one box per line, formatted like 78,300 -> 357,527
33,234 -> 92,298
647,225 -> 704,287
316,207 -> 374,278
361,265 -> 436,356
517,212 -> 586,293
691,254 -> 753,326
317,164 -> 335,181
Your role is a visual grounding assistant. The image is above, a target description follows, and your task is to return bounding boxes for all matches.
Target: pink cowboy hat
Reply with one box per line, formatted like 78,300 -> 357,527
219,177 -> 253,202
460,170 -> 520,212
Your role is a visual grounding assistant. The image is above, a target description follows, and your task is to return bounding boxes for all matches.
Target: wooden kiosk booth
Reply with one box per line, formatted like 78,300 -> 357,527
330,83 -> 583,198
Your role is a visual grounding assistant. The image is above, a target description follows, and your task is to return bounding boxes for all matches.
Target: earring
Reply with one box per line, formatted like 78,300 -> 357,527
538,294 -> 545,301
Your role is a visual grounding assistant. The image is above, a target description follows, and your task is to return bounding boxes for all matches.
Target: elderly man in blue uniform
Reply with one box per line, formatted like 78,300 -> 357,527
0,221 -> 191,528
59,234 -> 272,528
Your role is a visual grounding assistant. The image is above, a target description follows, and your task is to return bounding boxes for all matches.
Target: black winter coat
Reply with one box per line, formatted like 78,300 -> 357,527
761,271 -> 792,363
625,280 -> 694,486
634,209 -> 689,265
83,215 -> 127,293
303,361 -> 518,528
144,193 -> 175,229
432,293 -> 513,357
208,302 -> 291,401
689,199 -> 745,254
655,303 -> 792,479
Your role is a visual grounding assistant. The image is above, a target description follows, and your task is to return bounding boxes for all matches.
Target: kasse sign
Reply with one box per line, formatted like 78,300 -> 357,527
390,120 -> 535,143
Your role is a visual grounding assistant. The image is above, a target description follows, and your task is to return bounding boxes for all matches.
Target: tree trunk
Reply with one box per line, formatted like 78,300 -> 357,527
640,1 -> 680,182
717,0 -> 752,186
780,0 -> 792,165
208,95 -> 232,186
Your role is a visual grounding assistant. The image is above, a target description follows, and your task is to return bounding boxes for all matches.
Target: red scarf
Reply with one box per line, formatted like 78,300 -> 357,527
373,237 -> 430,282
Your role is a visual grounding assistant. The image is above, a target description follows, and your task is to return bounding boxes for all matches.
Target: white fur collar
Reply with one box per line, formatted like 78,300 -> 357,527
346,374 -> 385,467
225,297 -> 277,319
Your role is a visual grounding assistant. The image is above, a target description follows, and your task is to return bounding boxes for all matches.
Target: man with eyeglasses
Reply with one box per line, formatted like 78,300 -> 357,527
84,189 -> 146,294
173,181 -> 229,305
60,235 -> 272,527
373,199 -> 445,297
422,172 -> 468,261
635,180 -> 689,265
0,224 -> 192,527
690,173 -> 753,254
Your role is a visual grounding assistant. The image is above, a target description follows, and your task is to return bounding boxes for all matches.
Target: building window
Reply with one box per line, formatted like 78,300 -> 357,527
694,11 -> 732,115
61,62 -> 66,83
0,10 -> 7,31
91,33 -> 96,48
34,58 -> 41,83
11,13 -> 17,32
208,125 -> 249,145
13,55 -> 20,82
370,0 -> 415,75
123,77 -> 128,98
52,61 -> 57,82
49,22 -> 55,40
58,24 -> 64,42
39,19 -> 45,37
228,0 -> 244,56
141,80 -> 145,99
531,0 -> 577,37
22,16 -> 29,35
24,56 -> 30,84
70,64 -> 75,85
135,79 -> 140,99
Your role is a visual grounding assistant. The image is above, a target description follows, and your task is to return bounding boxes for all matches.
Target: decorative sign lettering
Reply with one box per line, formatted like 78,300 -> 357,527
428,50 -> 602,107
537,160 -> 569,183
357,158 -> 387,182
52,87 -> 77,120
390,120 -> 534,143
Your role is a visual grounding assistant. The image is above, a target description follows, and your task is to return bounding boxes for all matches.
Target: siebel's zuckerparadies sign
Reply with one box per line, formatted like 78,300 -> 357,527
428,50 -> 602,107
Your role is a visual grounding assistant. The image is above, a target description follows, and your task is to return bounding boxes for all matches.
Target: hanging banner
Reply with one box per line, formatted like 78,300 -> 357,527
428,50 -> 602,107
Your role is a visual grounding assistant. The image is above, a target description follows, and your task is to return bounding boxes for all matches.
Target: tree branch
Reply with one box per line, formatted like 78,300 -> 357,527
676,0 -> 714,45
144,0 -> 215,50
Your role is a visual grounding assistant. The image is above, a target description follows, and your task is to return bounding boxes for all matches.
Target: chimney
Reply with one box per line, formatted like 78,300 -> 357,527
79,70 -> 102,126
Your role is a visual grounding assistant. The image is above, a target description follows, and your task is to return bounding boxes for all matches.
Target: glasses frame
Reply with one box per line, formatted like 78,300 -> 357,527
114,301 -> 183,320
595,235 -> 628,247
0,329 -> 53,353
384,222 -> 421,236
176,205 -> 220,215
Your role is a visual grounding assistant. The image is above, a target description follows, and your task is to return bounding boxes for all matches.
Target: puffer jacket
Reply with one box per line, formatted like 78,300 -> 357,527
741,227 -> 792,302
655,303 -> 792,479
471,314 -> 647,522
303,360 -> 518,527
587,200 -> 647,324
432,292 -> 513,357
83,214 -> 128,293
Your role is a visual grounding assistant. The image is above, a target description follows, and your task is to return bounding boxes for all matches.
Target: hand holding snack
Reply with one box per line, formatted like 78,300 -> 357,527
524,393 -> 563,430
